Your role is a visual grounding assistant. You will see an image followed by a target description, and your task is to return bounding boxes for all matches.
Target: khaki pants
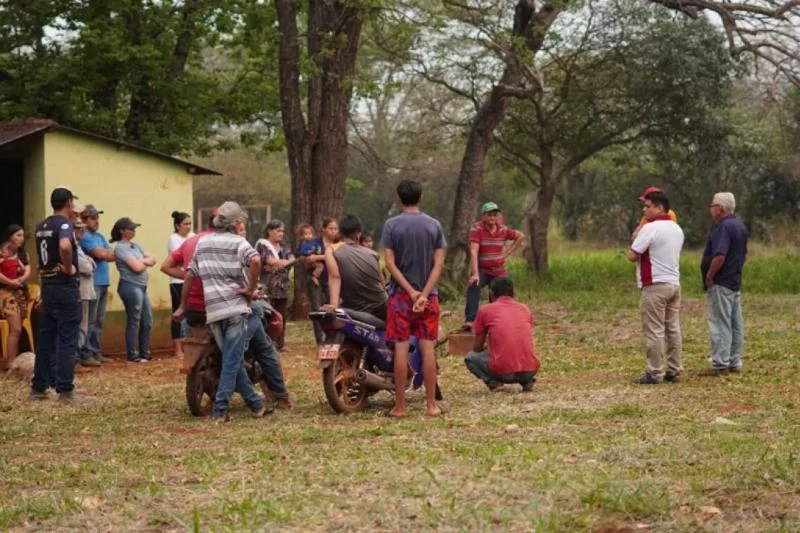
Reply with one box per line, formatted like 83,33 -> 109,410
640,283 -> 682,380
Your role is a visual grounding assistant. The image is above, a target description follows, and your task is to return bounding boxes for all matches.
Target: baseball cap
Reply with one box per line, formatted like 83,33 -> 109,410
480,201 -> 501,214
114,217 -> 141,231
82,204 -> 104,218
213,201 -> 247,229
71,201 -> 86,215
50,186 -> 78,207
638,186 -> 663,201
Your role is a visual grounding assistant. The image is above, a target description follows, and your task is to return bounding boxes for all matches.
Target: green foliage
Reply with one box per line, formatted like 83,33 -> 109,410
0,0 -> 281,155
499,2 -> 734,178
506,250 -> 800,313
561,81 -> 800,248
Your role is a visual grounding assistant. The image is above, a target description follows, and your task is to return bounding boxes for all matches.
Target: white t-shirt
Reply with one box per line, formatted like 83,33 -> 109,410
167,232 -> 195,284
631,219 -> 684,288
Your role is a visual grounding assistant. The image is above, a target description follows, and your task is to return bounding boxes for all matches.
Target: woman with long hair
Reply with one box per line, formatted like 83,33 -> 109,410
0,225 -> 30,366
167,211 -> 193,357
111,217 -> 156,363
255,220 -> 295,350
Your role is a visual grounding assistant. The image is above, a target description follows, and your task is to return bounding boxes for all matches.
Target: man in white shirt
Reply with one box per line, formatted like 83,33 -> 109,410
627,191 -> 685,384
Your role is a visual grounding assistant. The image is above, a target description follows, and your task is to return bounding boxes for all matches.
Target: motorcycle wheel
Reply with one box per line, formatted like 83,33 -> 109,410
322,341 -> 367,413
186,352 -> 217,416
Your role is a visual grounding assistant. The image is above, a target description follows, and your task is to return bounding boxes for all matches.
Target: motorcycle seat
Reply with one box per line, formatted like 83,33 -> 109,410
343,308 -> 386,330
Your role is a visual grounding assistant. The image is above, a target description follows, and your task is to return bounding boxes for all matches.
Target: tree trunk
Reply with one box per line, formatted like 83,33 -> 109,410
445,80 -> 520,279
524,155 -> 556,277
276,0 -> 363,318
525,190 -> 553,276
309,4 -> 362,229
277,0 -> 312,319
445,2 -> 561,279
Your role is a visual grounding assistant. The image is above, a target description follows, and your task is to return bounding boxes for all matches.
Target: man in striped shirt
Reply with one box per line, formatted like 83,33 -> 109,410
184,201 -> 267,421
464,202 -> 525,328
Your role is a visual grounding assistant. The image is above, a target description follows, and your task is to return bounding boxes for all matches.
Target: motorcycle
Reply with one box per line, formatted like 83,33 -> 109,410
181,299 -> 282,417
309,308 -> 442,414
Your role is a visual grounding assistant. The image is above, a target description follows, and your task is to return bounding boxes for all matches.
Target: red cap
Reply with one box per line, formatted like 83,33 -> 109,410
639,186 -> 662,201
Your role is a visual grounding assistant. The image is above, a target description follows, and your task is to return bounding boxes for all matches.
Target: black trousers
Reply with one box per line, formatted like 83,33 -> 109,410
169,283 -> 183,340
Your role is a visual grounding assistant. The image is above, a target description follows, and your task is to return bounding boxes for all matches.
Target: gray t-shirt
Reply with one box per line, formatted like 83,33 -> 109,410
333,242 -> 387,314
114,242 -> 149,286
380,211 -> 447,295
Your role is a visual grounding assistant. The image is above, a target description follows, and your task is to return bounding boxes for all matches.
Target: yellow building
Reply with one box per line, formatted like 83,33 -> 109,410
0,119 -> 219,354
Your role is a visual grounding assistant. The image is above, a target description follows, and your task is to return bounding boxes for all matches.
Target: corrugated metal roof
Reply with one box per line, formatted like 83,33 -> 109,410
0,118 -> 221,176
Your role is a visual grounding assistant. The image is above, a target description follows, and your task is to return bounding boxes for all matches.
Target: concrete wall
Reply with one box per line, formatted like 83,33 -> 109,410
42,131 -> 196,353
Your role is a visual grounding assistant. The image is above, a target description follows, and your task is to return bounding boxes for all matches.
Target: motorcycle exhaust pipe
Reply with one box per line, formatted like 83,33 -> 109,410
355,369 -> 395,391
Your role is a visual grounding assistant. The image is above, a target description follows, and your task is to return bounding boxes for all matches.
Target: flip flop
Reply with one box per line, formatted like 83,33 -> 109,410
383,409 -> 407,418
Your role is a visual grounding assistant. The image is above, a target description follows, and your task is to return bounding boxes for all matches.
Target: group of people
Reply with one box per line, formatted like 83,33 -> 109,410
626,187 -> 749,384
12,178 -> 749,415
21,188 -> 296,408
22,187 -> 168,401
315,182 -> 539,415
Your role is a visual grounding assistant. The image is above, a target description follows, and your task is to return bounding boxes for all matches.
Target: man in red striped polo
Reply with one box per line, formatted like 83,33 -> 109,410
464,202 -> 524,328
626,191 -> 685,384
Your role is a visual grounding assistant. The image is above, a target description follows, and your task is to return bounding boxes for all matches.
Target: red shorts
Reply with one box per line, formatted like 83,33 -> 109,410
386,291 -> 440,342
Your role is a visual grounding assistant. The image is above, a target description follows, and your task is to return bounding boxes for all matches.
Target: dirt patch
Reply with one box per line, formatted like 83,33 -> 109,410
93,357 -> 183,382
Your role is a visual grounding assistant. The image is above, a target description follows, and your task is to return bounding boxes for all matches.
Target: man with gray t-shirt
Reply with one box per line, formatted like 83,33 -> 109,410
381,179 -> 446,418
323,215 -> 387,320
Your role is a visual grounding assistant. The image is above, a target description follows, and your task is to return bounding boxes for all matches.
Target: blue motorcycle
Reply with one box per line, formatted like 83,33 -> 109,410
309,308 -> 442,413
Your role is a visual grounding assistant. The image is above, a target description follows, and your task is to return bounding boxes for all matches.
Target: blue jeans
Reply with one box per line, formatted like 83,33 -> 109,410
464,350 -> 536,387
32,284 -> 81,394
247,302 -> 289,398
209,314 -> 264,417
85,285 -> 108,356
465,272 -> 496,322
708,284 -> 744,370
117,281 -> 152,361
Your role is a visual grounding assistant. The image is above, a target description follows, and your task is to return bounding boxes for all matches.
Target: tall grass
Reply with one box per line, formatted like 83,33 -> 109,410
505,246 -> 799,311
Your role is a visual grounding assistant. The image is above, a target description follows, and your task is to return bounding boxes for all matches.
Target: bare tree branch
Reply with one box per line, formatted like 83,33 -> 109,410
494,134 -> 543,176
652,0 -> 800,84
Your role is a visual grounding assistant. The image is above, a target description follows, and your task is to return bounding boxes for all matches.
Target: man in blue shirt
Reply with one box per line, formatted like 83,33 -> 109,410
700,192 -> 749,376
31,187 -> 83,402
80,204 -> 115,363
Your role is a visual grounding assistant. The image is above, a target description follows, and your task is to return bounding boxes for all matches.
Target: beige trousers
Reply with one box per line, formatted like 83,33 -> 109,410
640,283 -> 682,379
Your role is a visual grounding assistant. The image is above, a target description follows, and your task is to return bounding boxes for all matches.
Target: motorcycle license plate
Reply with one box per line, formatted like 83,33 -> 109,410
317,344 -> 340,361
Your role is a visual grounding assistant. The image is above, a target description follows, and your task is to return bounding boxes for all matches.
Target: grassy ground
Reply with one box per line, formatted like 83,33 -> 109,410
1,251 -> 799,532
